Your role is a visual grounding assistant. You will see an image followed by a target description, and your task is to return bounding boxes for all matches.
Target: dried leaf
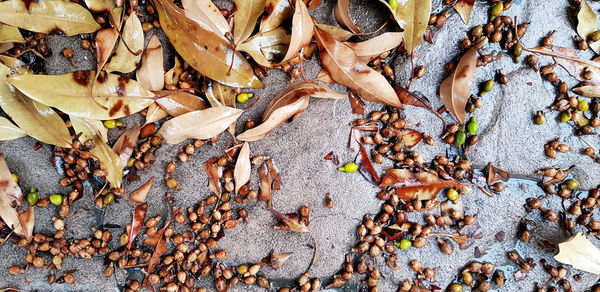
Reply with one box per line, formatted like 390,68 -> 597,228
574,85 -> 600,97
266,159 -> 282,190
84,0 -> 114,12
0,55 -> 28,74
344,32 -> 404,63
315,68 -> 334,83
0,24 -> 24,44
105,13 -> 144,73
71,116 -> 124,187
396,86 -> 445,120
334,0 -> 360,33
153,0 -> 263,88
157,106 -> 243,144
269,208 -> 309,232
262,249 -> 293,269
136,34 -> 164,91
258,162 -> 273,207
7,71 -> 154,120
454,0 -> 475,24
440,38 -> 487,124
182,0 -> 231,39
164,56 -> 183,87
112,125 -> 140,165
145,102 -> 169,124
357,143 -> 380,185
281,0 -> 314,62
18,206 -> 34,240
536,46 -> 600,82
129,177 -> 154,204
238,97 -> 309,140
348,90 -> 365,115
0,155 -> 31,238
380,169 -> 461,200
0,64 -> 71,147
0,117 -> 26,141
144,221 -> 169,273
314,24 -> 353,41
95,28 -> 119,73
155,91 -> 208,117
485,163 -> 509,185
234,142 -> 251,194
126,202 -> 148,249
203,80 -> 237,107
578,0 -> 600,54
260,0 -> 293,33
315,27 -> 401,108
0,0 -> 101,36
378,0 -> 431,54
203,158 -> 222,197
397,128 -> 422,148
555,233 -> 600,275
233,0 -> 268,45
237,27 -> 291,67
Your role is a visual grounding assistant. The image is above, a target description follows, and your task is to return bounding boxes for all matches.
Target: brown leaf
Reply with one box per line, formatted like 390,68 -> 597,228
485,163 -> 509,185
18,206 -> 34,240
396,86 -> 445,120
334,0 -> 360,33
269,208 -> 309,232
529,46 -> 600,83
348,90 -> 365,115
357,143 -> 380,185
440,38 -> 487,124
144,221 -> 169,273
182,0 -> 231,39
266,159 -> 282,190
234,142 -> 251,194
95,28 -> 119,73
145,102 -> 169,124
157,106 -> 243,144
112,125 -> 140,166
258,162 -> 273,208
0,155 -> 31,238
454,0 -> 475,24
380,169 -> 461,200
397,129 -> 422,148
136,34 -> 164,91
155,91 -> 208,117
153,0 -> 263,88
129,177 -> 155,204
233,0 -> 267,45
203,80 -> 237,107
260,0 -> 293,33
344,32 -> 404,63
314,24 -> 353,41
262,249 -> 293,269
314,27 -> 402,108
203,158 -> 222,197
237,27 -> 291,67
281,0 -> 314,62
126,202 -> 148,249
574,85 -> 600,97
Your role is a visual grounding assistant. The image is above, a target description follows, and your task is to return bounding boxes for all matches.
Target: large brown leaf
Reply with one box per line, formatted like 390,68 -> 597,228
234,142 -> 251,194
0,155 -> 31,238
105,13 -> 144,73
0,117 -> 25,141
281,0 -> 314,62
7,71 -> 154,120
260,0 -> 293,33
153,0 -> 263,88
380,169 -> 461,200
0,0 -> 101,36
378,0 -> 431,54
314,27 -> 401,108
344,32 -> 403,63
204,80 -> 237,107
454,0 -> 475,24
126,202 -> 148,249
314,24 -> 353,41
182,0 -> 231,39
136,34 -> 164,91
155,91 -> 208,117
440,38 -> 487,124
334,0 -> 360,33
157,106 -> 243,144
237,27 -> 291,67
112,125 -> 140,165
233,0 -> 267,45
238,96 -> 308,142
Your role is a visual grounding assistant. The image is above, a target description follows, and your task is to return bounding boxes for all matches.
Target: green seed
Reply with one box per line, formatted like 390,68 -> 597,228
482,80 -> 495,92
566,179 -> 580,190
467,117 -> 478,135
395,238 -> 412,250
578,100 -> 590,111
588,30 -> 600,43
26,191 -> 39,205
454,131 -> 466,146
446,188 -> 459,201
103,120 -> 117,129
388,0 -> 398,10
49,194 -> 63,205
448,283 -> 463,292
534,111 -> 546,125
236,93 -> 254,103
490,2 -> 503,17
342,163 -> 359,173
559,111 -> 572,122
103,193 -> 115,205
115,121 -> 124,127
511,43 -> 523,57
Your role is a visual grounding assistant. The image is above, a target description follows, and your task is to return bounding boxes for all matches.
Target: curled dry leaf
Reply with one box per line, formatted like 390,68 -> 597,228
144,221 -> 169,273
203,158 -> 222,197
182,0 -> 231,39
145,102 -> 169,124
126,202 -> 148,249
234,142 -> 251,194
348,90 -> 366,115
269,208 -> 309,232
260,0 -> 293,33
315,27 -> 401,108
485,162 -> 510,185
281,0 -> 314,63
440,38 -> 487,124
314,24 -> 353,41
7,71 -> 154,120
204,80 -> 237,107
112,125 -> 141,165
258,162 -> 273,208
380,169 -> 461,200
155,91 -> 207,117
233,0 -> 268,45
0,64 -> 71,147
105,13 -> 144,73
454,0 -> 475,24
396,128 -> 422,148
0,117 -> 26,141
344,32 -> 404,63
84,0 -> 121,26
357,143 -> 380,185
577,0 -> 600,54
334,0 -> 360,33
164,56 -> 183,87
0,155 -> 31,238
555,233 -> 600,275
0,24 -> 24,44
0,0 -> 101,36
153,0 -> 263,88
129,177 -> 155,204
237,27 -> 291,68
266,159 -> 282,190
136,34 -> 164,91
71,116 -> 124,187
95,28 -> 119,73
532,46 -> 600,83
574,85 -> 600,97
262,249 -> 293,269
157,106 -> 243,144
396,86 -> 445,121
18,207 -> 35,240
378,0 -> 431,54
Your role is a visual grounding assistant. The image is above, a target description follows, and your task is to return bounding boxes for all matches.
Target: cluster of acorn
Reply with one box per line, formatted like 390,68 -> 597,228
448,261 -> 505,292
506,250 -> 537,282
543,138 -> 573,159
397,260 -> 438,291
7,32 -> 51,73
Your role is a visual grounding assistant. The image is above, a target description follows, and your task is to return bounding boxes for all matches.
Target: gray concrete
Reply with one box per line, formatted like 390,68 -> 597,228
1,0 -> 600,291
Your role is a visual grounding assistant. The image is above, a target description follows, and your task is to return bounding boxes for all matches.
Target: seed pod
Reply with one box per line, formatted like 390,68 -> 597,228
413,65 -> 426,79
437,238 -> 453,255
520,229 -> 531,242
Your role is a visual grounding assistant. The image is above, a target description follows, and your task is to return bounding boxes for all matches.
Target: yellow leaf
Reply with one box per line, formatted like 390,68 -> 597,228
95,28 -> 119,73
204,80 -> 238,107
315,24 -> 353,41
105,13 -> 144,73
0,117 -> 26,141
70,116 -> 124,188
182,0 -> 231,39
0,24 -> 24,44
378,0 -> 431,54
578,0 -> 600,54
555,233 -> 600,275
145,102 -> 169,124
7,71 -> 154,120
157,106 -> 243,144
233,0 -> 267,45
136,34 -> 164,91
0,0 -> 101,36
